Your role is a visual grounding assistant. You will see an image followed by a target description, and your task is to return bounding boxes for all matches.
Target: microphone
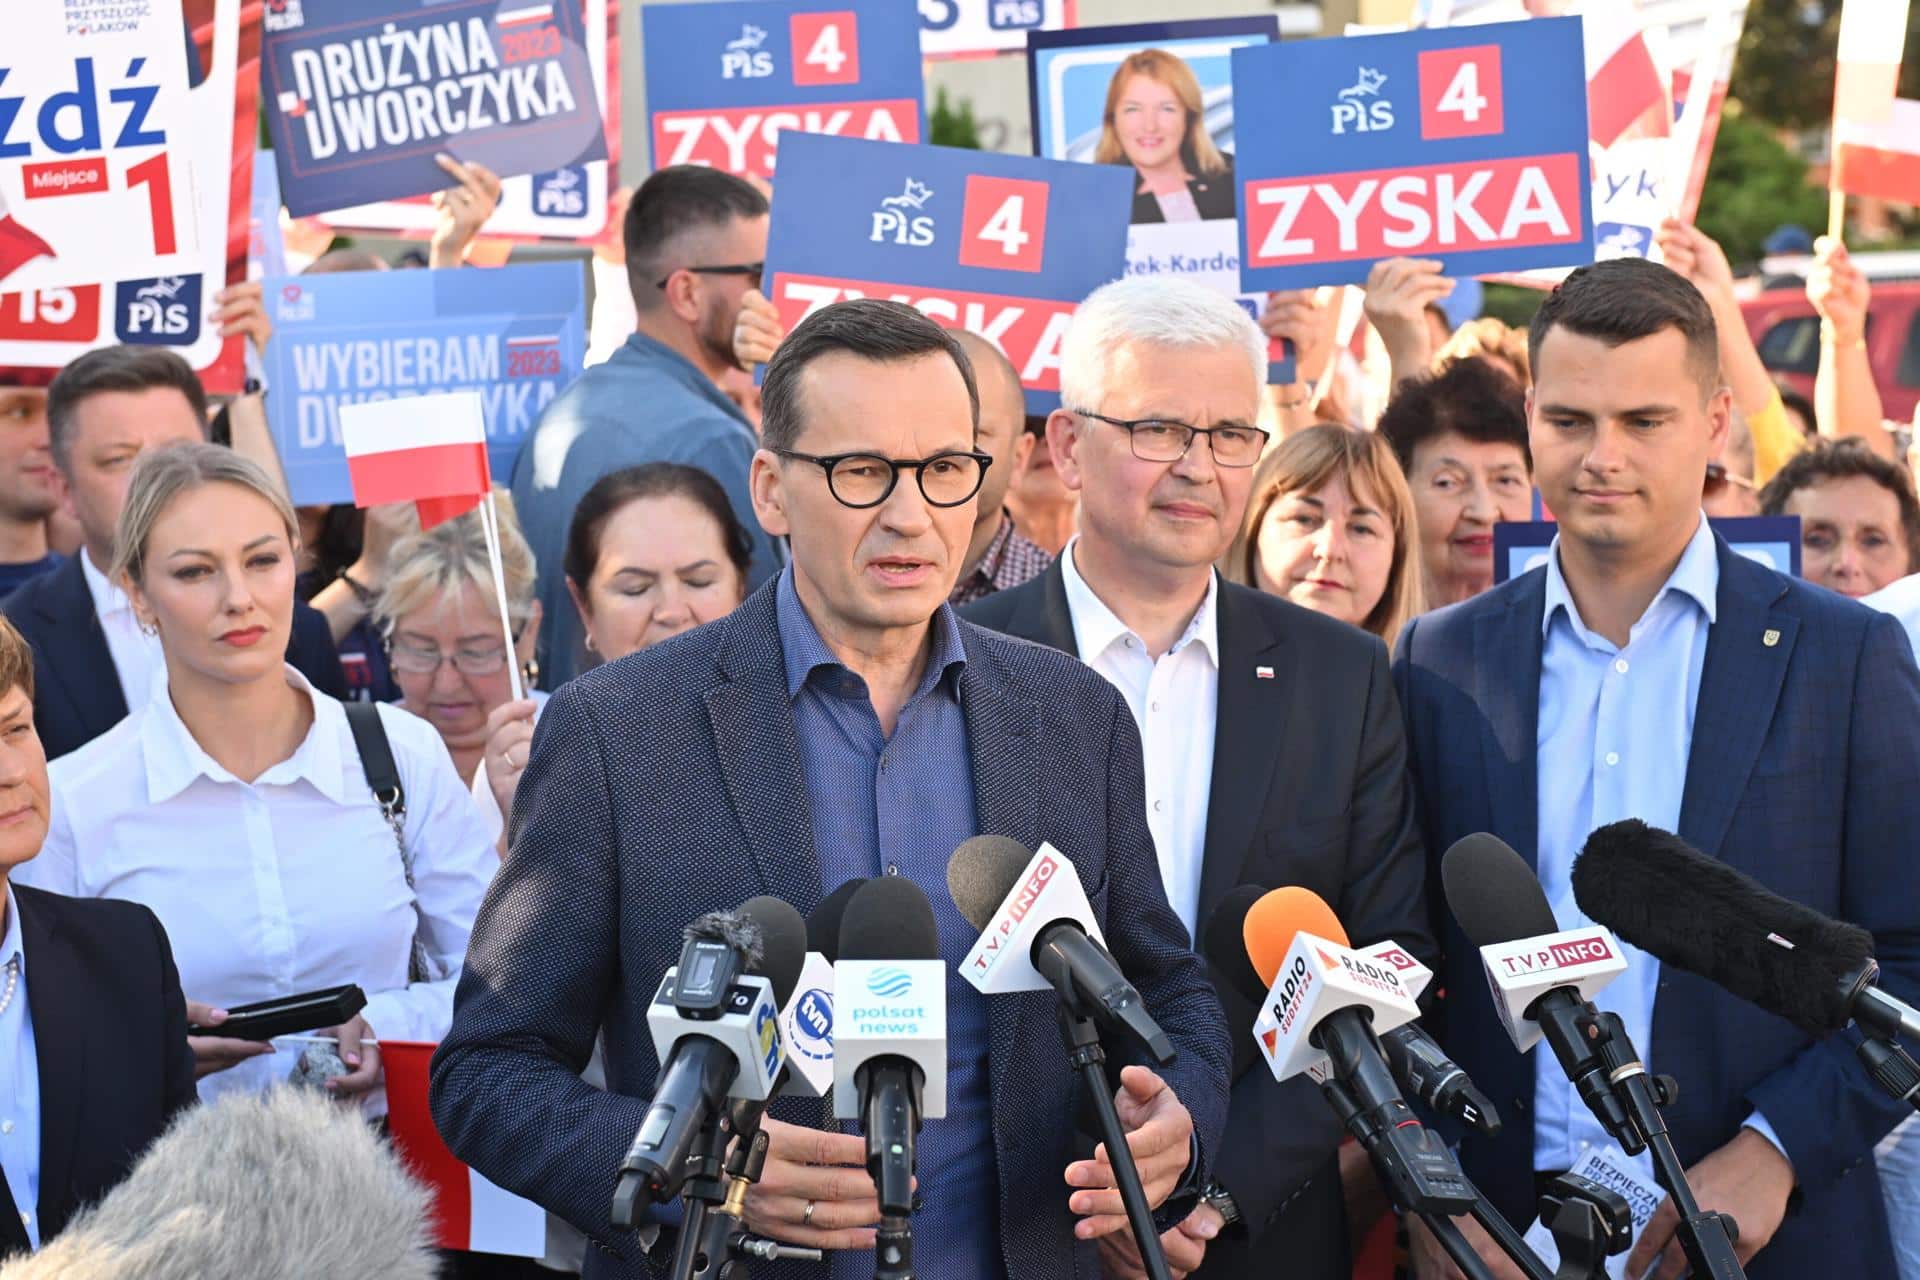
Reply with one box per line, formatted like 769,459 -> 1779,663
778,877 -> 868,1099
833,876 -> 946,1222
1379,1024 -> 1502,1139
614,897 -> 807,1221
1441,834 -> 1641,1155
1573,819 -> 1920,1043
948,835 -> 1173,1063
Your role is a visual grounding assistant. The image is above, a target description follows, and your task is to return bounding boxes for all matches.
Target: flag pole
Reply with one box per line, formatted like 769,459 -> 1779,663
1827,189 -> 1846,244
479,490 -> 526,702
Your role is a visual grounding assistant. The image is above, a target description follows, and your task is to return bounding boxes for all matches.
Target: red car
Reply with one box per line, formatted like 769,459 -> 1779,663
1741,281 -> 1920,425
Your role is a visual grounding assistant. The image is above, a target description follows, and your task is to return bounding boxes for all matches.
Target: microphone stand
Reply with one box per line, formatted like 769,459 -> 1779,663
1858,1036 -> 1920,1113
670,1112 -> 734,1280
676,1099 -> 827,1280
1056,1003 -> 1174,1280
1587,1011 -> 1746,1280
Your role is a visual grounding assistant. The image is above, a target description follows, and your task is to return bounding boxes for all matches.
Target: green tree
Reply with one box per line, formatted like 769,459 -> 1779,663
1694,106 -> 1830,265
1729,0 -> 1920,130
928,86 -> 982,150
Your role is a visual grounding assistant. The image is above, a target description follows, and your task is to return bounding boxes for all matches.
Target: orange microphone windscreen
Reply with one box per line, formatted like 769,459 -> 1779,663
1244,887 -> 1349,986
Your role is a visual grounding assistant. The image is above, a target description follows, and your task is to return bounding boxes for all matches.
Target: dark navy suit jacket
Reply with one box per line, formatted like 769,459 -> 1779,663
2,555 -> 346,760
431,581 -> 1233,1279
1393,534 -> 1920,1277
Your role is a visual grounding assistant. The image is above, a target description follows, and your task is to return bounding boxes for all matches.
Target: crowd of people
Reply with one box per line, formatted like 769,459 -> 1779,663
0,139 -> 1910,1280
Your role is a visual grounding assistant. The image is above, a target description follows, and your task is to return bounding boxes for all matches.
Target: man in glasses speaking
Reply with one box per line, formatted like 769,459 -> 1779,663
434,297 -> 1231,1280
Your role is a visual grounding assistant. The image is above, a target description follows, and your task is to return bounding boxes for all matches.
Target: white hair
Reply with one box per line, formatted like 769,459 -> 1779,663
1059,276 -> 1267,410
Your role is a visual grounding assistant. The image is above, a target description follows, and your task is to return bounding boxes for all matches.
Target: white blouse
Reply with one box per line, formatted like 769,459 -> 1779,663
17,666 -> 497,1112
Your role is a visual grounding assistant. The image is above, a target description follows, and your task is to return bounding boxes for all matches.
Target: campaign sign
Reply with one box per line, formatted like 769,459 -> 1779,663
922,0 -> 1074,61
262,0 -> 608,218
1233,18 -> 1592,290
1027,18 -> 1293,384
0,0 -> 203,294
642,0 -> 923,178
1493,516 -> 1801,585
764,132 -> 1131,416
264,262 -> 587,505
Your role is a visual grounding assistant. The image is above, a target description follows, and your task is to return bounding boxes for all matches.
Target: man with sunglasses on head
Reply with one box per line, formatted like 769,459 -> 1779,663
436,298 -> 1230,1279
512,165 -> 783,685
966,276 -> 1431,1280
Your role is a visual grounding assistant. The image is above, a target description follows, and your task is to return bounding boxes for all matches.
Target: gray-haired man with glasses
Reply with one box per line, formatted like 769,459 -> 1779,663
965,275 -> 1431,1280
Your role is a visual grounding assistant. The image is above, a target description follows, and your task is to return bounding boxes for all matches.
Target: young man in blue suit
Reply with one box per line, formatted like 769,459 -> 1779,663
433,299 -> 1230,1279
1395,257 -> 1920,1279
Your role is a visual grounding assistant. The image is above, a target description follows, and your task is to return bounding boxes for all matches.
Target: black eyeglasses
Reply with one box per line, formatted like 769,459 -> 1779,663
1073,408 -> 1269,468
773,448 -> 992,509
654,262 -> 765,290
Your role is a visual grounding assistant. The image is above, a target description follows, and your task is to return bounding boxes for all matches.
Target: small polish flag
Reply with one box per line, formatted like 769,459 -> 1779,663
339,391 -> 492,530
1584,11 -> 1670,149
1255,665 -> 1275,680
383,1042 -> 547,1258
1833,98 -> 1920,206
1833,0 -> 1912,126
0,214 -> 54,283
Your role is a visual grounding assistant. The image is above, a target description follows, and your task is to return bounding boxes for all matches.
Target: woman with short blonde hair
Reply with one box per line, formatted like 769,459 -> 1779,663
1223,424 -> 1425,649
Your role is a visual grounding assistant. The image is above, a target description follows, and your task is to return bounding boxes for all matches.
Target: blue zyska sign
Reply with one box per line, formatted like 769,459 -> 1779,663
1494,517 -> 1803,585
264,261 -> 587,504
1233,17 -> 1592,289
262,0 -> 607,217
764,132 -> 1133,415
641,0 -> 924,178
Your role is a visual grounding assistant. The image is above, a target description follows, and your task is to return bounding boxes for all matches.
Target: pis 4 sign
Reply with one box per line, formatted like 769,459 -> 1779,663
643,1 -> 924,179
1232,17 -> 1592,290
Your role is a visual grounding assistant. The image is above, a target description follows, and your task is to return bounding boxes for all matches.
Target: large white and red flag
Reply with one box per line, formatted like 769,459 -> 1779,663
1584,7 -> 1671,149
338,391 -> 492,530
1833,97 -> 1920,205
1833,0 -> 1912,126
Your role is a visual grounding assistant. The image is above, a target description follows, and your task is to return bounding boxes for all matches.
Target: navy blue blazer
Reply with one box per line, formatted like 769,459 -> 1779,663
431,581 -> 1233,1279
1393,534 -> 1920,1276
2,555 -> 347,760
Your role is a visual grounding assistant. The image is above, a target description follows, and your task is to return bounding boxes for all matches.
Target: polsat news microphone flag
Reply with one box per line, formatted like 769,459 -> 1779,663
1829,0 -> 1920,208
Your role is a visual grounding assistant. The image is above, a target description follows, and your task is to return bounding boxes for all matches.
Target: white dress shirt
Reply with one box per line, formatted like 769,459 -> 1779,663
0,889 -> 37,1250
78,547 -> 163,713
17,665 -> 497,1114
1059,539 -> 1219,941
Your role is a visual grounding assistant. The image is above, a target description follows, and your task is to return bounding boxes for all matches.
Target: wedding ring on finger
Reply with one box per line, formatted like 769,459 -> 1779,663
803,1200 -> 817,1227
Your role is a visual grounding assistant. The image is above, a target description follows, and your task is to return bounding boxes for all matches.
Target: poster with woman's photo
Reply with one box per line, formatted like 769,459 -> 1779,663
1027,17 -> 1293,381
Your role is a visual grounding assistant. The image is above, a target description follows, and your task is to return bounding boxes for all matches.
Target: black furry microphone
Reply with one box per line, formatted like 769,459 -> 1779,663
1573,820 -> 1916,1041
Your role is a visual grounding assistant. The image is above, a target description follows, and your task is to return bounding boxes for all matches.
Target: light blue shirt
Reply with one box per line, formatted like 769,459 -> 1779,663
1534,516 -> 1782,1181
0,888 -> 38,1250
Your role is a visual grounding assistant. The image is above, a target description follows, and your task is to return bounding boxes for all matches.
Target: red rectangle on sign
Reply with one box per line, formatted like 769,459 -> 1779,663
958,175 -> 1049,273
1418,45 -> 1504,140
1243,152 -> 1582,269
770,271 -> 1076,390
790,12 -> 861,87
22,158 -> 108,199
0,288 -> 101,342
650,100 -> 918,178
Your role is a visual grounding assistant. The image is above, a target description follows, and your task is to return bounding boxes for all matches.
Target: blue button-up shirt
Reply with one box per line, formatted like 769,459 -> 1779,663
0,888 -> 38,1250
1535,517 -> 1784,1181
775,569 -> 1002,1278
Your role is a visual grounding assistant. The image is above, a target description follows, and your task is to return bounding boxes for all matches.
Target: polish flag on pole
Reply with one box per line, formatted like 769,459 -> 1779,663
0,191 -> 53,284
1585,9 -> 1670,149
1833,0 -> 1911,126
1833,97 -> 1920,205
339,391 -> 492,530
382,1041 -> 548,1259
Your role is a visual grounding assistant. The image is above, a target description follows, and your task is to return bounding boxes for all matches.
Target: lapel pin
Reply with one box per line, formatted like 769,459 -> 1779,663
1762,629 -> 1780,648
1255,665 -> 1275,680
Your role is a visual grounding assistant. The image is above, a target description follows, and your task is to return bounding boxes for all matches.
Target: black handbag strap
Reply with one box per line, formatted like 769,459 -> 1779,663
343,701 -> 406,828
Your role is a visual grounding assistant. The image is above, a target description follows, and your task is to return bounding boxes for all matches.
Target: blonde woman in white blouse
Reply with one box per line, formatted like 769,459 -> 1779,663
14,444 -> 495,1111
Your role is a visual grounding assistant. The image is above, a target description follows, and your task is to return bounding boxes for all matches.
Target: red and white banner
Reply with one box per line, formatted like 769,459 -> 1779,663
1833,97 -> 1920,206
1834,0 -> 1911,126
1583,8 -> 1669,148
339,391 -> 492,529
383,1041 -> 546,1259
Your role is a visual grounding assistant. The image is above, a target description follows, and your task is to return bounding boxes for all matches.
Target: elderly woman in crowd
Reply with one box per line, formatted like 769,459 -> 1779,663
1223,423 -> 1424,650
475,464 -> 753,852
1759,437 -> 1920,600
15,443 -> 494,1108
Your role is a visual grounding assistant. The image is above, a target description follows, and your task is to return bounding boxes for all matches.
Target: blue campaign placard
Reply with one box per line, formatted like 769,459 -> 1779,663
1494,516 -> 1802,585
1233,17 -> 1592,290
763,131 -> 1133,415
641,0 -> 924,177
264,261 -> 588,505
262,0 -> 608,218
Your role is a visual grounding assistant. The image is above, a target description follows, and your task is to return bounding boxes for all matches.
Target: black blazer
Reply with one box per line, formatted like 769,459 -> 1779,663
963,563 -> 1432,1279
0,884 -> 198,1256
1130,155 -> 1238,224
2,556 -> 347,760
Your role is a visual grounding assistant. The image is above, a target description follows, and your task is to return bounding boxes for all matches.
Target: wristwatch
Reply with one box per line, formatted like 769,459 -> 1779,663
1199,1180 -> 1242,1227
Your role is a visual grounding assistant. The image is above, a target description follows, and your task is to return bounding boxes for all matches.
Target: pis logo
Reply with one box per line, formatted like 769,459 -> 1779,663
721,23 -> 774,79
1331,66 -> 1394,135
870,178 -> 935,247
115,275 -> 200,344
533,166 -> 588,219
